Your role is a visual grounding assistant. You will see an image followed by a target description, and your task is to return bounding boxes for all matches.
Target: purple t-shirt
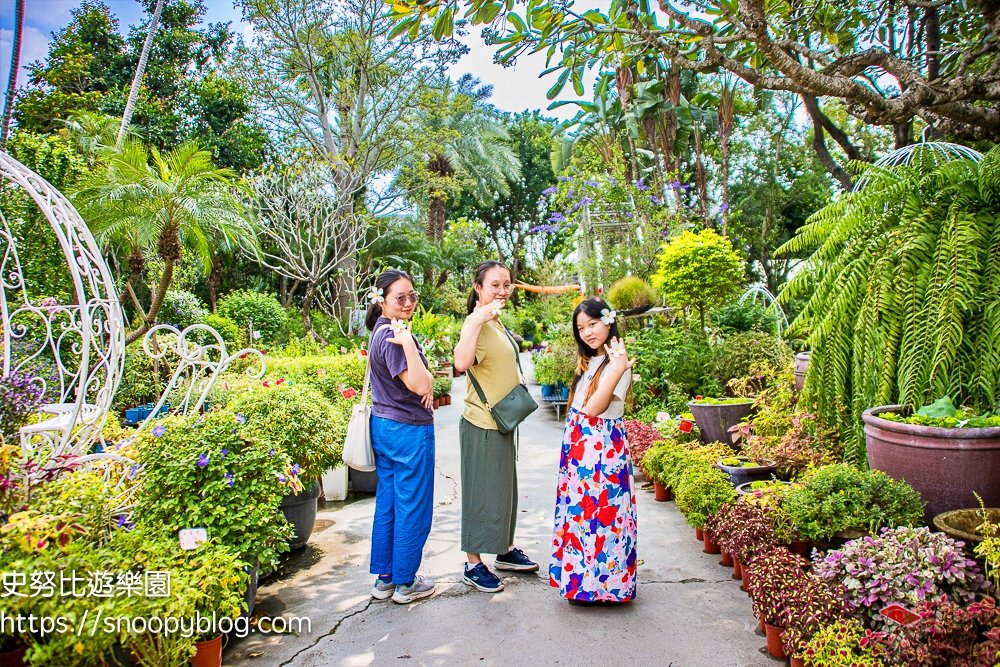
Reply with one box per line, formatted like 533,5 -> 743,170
368,317 -> 434,426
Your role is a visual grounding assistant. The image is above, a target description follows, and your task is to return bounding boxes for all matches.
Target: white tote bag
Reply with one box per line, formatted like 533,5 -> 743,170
342,325 -> 387,472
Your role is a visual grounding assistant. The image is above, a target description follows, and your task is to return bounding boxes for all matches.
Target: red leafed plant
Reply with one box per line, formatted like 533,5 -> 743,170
624,420 -> 664,469
707,500 -> 777,565
867,595 -> 1000,667
778,575 -> 853,656
745,547 -> 810,625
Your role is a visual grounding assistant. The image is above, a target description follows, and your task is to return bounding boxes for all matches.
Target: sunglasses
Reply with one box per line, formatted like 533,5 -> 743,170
390,291 -> 420,305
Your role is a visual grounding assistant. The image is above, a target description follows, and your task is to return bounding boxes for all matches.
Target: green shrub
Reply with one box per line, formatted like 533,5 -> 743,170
712,301 -> 778,334
652,229 -> 744,329
713,332 -> 793,386
132,410 -> 295,572
607,276 -> 659,311
675,464 -> 737,529
783,464 -> 925,541
264,353 -> 366,402
200,312 -> 242,350
433,376 -> 453,399
217,290 -> 287,344
532,336 -> 576,386
111,341 -> 173,413
227,383 -> 342,482
631,324 -> 718,400
160,289 -> 208,330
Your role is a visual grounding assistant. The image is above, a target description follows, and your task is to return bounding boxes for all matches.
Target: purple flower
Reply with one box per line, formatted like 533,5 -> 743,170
269,448 -> 276,457
583,180 -> 600,187
277,473 -> 287,483
566,188 -> 575,198
650,195 -> 661,205
530,224 -> 559,234
152,425 -> 166,438
680,183 -> 692,190
548,212 -> 566,223
128,464 -> 139,480
220,448 -> 229,460
579,197 -> 593,206
198,454 -> 210,467
661,230 -> 670,237
291,464 -> 301,476
718,202 -> 729,213
235,413 -> 246,424
668,180 -> 681,189
609,177 -> 617,186
557,175 -> 574,182
118,514 -> 126,528
225,473 -> 234,487
635,178 -> 649,191
541,186 -> 558,197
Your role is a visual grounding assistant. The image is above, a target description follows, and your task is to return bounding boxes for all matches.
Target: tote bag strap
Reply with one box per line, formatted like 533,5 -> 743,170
360,324 -> 392,404
465,325 -> 525,408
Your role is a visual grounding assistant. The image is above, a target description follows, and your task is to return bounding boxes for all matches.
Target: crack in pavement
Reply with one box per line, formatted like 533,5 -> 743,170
436,466 -> 458,506
278,598 -> 374,666
640,578 -> 735,585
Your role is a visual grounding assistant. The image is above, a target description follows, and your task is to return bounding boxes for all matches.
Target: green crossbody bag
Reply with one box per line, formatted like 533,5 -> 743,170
465,327 -> 538,434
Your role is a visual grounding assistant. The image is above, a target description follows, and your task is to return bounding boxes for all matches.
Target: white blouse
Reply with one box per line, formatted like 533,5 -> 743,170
570,355 -> 632,420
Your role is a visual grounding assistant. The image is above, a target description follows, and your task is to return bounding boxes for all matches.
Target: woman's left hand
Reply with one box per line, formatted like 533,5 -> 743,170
605,337 -> 636,373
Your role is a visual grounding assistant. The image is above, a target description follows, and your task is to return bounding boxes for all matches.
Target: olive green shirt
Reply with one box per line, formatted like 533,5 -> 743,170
462,318 -> 520,430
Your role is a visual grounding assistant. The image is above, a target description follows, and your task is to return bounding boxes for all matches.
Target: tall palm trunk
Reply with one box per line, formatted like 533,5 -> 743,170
208,252 -> 222,312
427,195 -> 446,241
0,0 -> 25,150
118,0 -> 165,149
693,125 -> 710,225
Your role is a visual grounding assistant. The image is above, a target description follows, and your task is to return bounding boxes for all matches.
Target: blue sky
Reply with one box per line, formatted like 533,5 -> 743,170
0,0 -> 589,121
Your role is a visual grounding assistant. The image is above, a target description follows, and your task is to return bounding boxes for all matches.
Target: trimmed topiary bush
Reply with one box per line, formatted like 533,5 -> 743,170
217,290 -> 287,344
607,276 -> 658,311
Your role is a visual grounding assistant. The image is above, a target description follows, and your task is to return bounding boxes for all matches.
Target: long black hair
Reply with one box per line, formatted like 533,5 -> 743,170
466,260 -> 511,314
568,297 -> 624,406
365,269 -> 415,331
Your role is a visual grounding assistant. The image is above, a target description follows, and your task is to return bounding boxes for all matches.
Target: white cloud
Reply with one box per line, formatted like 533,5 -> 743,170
22,0 -> 80,31
0,25 -> 50,93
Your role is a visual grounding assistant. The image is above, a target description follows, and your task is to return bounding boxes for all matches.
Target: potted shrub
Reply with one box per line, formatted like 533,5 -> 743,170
745,547 -> 810,657
811,525 -> 989,630
228,383 -> 341,549
623,420 -> 664,482
864,398 -> 1000,522
782,464 -> 924,545
716,456 -> 777,487
776,575 -> 852,660
132,411 -> 296,576
640,441 -> 672,501
674,464 -> 737,550
687,396 -> 754,446
797,619 -> 884,667
709,501 -> 778,578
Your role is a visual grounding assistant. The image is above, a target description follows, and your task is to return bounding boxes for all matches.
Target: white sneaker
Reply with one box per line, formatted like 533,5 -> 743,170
372,578 -> 395,600
391,575 -> 436,604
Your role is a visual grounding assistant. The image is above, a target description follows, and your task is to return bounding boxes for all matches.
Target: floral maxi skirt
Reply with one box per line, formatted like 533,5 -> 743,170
550,408 -> 637,602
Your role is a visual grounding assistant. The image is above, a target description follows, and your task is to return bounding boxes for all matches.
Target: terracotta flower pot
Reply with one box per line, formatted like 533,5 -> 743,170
191,635 -> 223,667
764,623 -> 787,659
790,657 -> 805,667
695,527 -> 704,541
0,647 -> 26,667
703,530 -> 721,555
790,539 -> 812,559
758,613 -> 765,634
653,482 -> 670,501
864,404 -> 1000,522
741,563 -> 751,592
720,550 -> 734,567
732,558 -> 743,580
794,352 -> 810,392
433,398 -> 440,409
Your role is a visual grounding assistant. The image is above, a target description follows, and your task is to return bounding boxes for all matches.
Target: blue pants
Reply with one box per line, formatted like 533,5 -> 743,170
370,416 -> 435,585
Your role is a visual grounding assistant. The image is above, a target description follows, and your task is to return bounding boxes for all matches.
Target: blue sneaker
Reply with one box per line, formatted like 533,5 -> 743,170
495,547 -> 539,572
463,563 -> 504,592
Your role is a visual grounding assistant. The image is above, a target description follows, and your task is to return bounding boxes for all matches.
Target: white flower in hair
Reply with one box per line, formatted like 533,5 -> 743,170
601,308 -> 617,325
368,287 -> 384,305
489,300 -> 504,316
390,318 -> 410,335
608,339 -> 626,358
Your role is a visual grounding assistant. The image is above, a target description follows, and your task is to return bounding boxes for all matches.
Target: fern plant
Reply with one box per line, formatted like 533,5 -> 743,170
777,145 -> 1000,463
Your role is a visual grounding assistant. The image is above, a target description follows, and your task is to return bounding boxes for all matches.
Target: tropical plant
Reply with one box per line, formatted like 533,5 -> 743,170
799,620 -> 885,667
623,420 -> 663,469
652,229 -> 744,332
707,500 -> 777,565
744,546 -> 811,625
783,465 -> 924,542
74,140 -> 256,344
713,332 -> 792,386
812,526 -> 989,629
777,146 -> 1000,463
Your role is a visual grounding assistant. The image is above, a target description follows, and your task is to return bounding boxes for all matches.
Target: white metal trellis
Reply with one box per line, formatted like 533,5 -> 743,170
0,152 -> 126,473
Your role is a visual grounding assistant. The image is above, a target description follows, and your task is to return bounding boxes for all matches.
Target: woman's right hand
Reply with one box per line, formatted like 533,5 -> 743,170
604,337 -> 636,375
472,300 -> 500,325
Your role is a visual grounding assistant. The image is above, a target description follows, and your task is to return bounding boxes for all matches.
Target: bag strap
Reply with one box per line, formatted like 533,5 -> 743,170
360,323 -> 392,404
465,324 -> 524,410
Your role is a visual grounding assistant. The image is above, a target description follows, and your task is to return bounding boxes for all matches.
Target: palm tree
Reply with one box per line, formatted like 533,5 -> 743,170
408,75 -> 521,241
117,0 -> 166,148
74,140 -> 256,344
0,0 -> 25,150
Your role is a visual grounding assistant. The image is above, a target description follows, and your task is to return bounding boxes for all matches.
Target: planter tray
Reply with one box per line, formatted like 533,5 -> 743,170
541,396 -> 568,420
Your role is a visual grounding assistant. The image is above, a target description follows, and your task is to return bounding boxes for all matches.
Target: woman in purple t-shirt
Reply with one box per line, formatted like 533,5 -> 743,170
365,269 -> 437,604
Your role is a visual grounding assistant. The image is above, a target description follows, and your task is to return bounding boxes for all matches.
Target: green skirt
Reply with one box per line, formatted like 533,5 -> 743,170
459,417 -> 517,555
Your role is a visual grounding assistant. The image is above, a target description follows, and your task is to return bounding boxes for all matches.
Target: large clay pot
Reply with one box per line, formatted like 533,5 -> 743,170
794,352 -> 810,392
764,623 -> 787,659
716,458 -> 777,487
688,401 -> 754,446
280,481 -> 322,550
653,482 -> 670,501
191,635 -> 223,667
863,405 -> 1000,523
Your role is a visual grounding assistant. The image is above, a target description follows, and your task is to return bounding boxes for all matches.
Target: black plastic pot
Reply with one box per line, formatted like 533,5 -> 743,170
735,480 -> 791,496
687,400 -> 754,446
280,481 -> 322,550
241,557 -> 259,619
716,458 -> 777,487
350,468 -> 379,494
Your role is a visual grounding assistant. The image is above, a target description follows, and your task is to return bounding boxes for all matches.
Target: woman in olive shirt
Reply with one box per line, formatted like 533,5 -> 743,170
453,260 -> 539,593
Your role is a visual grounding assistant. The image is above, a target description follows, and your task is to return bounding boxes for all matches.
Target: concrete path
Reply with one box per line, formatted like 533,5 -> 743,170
225,369 -> 775,667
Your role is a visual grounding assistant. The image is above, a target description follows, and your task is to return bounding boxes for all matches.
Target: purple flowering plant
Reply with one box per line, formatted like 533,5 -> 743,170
0,372 -> 43,442
812,526 -> 990,629
132,410 -> 296,571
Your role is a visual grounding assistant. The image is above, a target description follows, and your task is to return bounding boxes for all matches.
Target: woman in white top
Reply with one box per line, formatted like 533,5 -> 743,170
549,297 -> 637,606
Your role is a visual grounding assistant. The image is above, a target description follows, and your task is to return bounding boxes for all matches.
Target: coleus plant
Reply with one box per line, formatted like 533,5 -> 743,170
623,420 -> 664,470
745,547 -> 810,625
706,500 -> 777,565
812,526 -> 990,630
778,575 -> 853,656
